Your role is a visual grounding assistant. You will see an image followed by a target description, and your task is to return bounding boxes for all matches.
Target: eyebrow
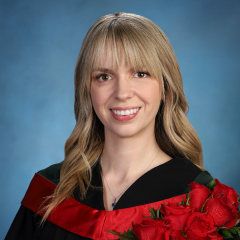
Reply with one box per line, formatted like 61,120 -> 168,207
91,68 -> 115,74
91,66 -> 147,74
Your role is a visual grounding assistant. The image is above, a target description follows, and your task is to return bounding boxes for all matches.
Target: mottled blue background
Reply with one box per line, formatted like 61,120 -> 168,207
1,0 -> 240,238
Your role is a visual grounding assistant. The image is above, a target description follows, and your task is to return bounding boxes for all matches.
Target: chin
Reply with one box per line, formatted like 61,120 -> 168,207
112,127 -> 141,139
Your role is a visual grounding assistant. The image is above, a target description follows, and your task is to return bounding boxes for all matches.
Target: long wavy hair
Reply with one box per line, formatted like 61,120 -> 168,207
41,12 -> 204,222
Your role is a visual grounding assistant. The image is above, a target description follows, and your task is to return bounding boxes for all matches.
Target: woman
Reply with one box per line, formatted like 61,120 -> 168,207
5,12 -> 240,240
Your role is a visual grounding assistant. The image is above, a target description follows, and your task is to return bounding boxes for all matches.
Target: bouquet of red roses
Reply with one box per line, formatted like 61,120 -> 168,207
108,179 -> 240,240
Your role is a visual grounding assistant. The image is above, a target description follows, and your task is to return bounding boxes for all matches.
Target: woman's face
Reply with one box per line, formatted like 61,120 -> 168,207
90,47 -> 163,139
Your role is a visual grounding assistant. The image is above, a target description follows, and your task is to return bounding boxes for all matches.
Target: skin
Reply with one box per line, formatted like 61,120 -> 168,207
90,45 -> 172,211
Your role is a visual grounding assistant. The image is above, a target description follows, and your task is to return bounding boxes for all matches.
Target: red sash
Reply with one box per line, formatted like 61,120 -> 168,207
21,173 -> 186,240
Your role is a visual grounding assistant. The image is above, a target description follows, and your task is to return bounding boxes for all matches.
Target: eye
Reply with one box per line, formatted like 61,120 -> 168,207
95,74 -> 112,82
134,72 -> 150,78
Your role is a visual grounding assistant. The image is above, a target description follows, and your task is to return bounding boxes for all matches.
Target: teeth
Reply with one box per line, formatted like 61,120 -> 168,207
112,108 -> 140,116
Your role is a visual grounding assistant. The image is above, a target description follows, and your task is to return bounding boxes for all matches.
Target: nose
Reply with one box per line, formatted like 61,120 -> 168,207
114,74 -> 134,101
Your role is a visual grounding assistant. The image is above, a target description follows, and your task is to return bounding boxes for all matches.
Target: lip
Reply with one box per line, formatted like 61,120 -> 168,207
111,106 -> 140,110
110,108 -> 141,122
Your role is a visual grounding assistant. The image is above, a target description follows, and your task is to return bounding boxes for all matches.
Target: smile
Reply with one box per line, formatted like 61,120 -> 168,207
110,107 -> 141,122
111,108 -> 140,116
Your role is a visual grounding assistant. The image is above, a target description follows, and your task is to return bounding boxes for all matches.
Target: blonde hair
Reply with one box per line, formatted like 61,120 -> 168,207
41,12 -> 204,222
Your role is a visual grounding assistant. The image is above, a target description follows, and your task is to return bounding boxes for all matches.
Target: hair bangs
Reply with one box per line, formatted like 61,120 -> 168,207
88,22 -> 163,83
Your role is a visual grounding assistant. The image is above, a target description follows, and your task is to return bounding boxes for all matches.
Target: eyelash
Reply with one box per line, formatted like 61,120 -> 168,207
95,71 -> 150,81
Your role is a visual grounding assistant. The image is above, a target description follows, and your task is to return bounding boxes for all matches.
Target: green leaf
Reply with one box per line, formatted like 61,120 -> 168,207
185,193 -> 191,206
235,219 -> 240,226
127,229 -> 133,238
220,229 -> 233,238
229,228 -> 237,234
178,196 -> 185,205
180,228 -> 187,238
129,229 -> 138,240
207,178 -> 216,191
147,206 -> 162,220
217,227 -> 227,231
149,206 -> 156,219
108,229 -> 129,239
156,207 -> 160,219
107,228 -> 139,240
201,194 -> 211,213
107,229 -> 122,236
233,227 -> 240,237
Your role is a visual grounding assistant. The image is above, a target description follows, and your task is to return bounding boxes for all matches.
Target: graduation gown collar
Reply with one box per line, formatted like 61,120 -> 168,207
21,172 -> 189,240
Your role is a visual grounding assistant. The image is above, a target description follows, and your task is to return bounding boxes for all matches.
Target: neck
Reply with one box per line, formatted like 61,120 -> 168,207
100,128 -> 171,181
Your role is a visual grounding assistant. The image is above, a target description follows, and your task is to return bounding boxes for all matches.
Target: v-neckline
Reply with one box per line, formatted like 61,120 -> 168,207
96,156 -> 176,211
78,155 -> 203,211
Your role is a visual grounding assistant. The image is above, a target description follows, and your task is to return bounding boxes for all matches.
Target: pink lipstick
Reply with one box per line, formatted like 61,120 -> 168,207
110,107 -> 141,122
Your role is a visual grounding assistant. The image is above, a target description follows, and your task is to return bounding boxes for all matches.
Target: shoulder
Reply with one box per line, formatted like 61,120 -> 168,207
37,161 -> 63,185
171,156 -> 214,193
164,156 -> 202,177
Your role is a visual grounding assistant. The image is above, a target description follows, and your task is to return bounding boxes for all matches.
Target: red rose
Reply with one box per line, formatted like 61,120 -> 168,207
212,179 -> 239,214
203,179 -> 240,229
160,203 -> 195,231
203,198 -> 238,229
184,212 -> 218,239
189,182 -> 212,212
165,230 -> 186,240
132,218 -> 169,240
207,231 -> 223,240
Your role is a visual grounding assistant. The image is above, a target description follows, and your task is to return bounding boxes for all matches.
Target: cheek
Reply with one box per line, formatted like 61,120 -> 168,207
90,86 -> 100,111
90,84 -> 109,113
141,83 -> 162,105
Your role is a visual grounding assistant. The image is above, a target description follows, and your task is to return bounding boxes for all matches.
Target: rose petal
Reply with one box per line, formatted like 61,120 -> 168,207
132,222 -> 159,240
226,186 -> 239,203
189,182 -> 212,212
185,212 -> 217,238
213,179 -> 239,206
164,207 -> 194,231
168,230 -> 186,240
208,231 -> 223,240
185,229 -> 209,240
162,203 -> 193,216
132,221 -> 168,240
213,179 -> 229,197
203,198 -> 237,228
141,218 -> 156,225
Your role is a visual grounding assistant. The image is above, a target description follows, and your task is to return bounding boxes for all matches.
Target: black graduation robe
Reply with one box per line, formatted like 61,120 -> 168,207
5,156 -> 240,240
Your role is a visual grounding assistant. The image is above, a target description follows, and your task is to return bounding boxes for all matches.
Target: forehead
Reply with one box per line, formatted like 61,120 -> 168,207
91,41 -> 145,73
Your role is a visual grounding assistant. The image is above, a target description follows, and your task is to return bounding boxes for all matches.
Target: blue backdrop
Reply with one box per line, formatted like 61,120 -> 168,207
1,0 -> 240,238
